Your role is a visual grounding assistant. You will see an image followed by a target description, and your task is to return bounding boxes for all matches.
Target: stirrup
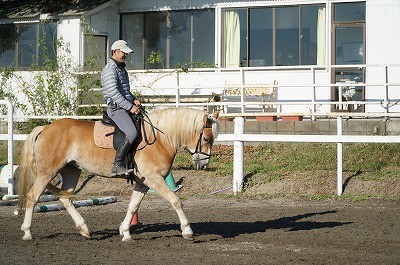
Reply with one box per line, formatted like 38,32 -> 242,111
111,165 -> 134,176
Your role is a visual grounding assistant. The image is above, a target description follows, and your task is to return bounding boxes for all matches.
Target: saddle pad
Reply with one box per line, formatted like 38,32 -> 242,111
93,121 -> 114,149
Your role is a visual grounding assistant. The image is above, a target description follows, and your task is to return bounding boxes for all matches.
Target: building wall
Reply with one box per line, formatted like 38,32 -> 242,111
365,0 -> 400,113
57,17 -> 82,66
3,0 -> 399,116
115,0 -> 399,115
366,0 -> 400,65
84,4 -> 121,58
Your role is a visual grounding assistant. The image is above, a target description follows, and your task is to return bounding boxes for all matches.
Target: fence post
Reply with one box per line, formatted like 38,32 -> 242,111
337,116 -> 343,196
233,116 -> 244,195
240,68 -> 245,113
311,67 -> 316,121
384,65 -> 389,114
0,100 -> 14,195
175,71 -> 180,108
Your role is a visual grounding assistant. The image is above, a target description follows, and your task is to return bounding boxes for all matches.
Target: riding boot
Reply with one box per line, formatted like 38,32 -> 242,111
111,138 -> 134,176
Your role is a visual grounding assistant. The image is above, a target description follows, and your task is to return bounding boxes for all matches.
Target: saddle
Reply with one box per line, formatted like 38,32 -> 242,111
94,110 -> 142,150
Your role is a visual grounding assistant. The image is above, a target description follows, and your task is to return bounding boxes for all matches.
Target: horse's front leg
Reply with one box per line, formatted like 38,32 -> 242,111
149,178 -> 193,240
119,182 -> 149,242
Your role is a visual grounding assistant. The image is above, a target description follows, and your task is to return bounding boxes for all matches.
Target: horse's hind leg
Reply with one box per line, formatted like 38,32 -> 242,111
119,182 -> 149,242
58,165 -> 91,238
21,173 -> 54,240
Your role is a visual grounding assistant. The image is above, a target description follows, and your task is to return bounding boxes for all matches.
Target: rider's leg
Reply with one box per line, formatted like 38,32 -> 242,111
112,137 -> 133,176
107,108 -> 138,176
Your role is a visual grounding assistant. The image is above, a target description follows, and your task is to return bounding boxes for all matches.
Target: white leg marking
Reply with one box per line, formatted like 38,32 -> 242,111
120,183 -> 147,242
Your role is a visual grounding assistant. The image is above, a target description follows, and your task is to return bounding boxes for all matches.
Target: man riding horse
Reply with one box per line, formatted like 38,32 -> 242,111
101,40 -> 141,176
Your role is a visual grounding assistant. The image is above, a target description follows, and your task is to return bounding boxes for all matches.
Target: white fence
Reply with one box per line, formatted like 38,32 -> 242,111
218,115 -> 400,195
78,64 -> 400,116
0,100 -> 13,195
2,101 -> 400,196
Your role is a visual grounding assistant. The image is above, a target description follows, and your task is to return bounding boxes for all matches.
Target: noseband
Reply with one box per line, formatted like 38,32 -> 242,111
183,125 -> 213,162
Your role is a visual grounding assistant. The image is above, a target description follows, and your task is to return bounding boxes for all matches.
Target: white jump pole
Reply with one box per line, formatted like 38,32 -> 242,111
233,117 -> 244,195
1,194 -> 59,206
14,196 -> 117,215
337,116 -> 343,196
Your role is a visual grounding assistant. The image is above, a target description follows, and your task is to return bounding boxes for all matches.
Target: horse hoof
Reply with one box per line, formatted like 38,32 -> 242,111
122,235 -> 132,242
182,234 -> 194,240
182,226 -> 193,240
80,231 -> 91,239
22,234 -> 32,241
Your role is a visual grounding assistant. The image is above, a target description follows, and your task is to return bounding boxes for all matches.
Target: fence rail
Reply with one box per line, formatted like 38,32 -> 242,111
2,102 -> 400,196
218,116 -> 400,195
77,64 -> 400,118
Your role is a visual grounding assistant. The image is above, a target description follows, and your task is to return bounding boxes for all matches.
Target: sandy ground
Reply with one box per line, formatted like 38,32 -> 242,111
0,170 -> 399,265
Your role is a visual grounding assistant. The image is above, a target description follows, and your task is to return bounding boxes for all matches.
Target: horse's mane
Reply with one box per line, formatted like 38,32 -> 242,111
145,108 -> 219,150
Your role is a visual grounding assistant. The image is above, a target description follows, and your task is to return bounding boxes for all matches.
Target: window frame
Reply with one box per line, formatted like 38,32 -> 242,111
120,9 -> 215,70
222,4 -> 326,67
0,21 -> 57,70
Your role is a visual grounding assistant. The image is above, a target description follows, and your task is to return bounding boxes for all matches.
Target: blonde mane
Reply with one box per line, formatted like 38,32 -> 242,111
144,108 -> 219,150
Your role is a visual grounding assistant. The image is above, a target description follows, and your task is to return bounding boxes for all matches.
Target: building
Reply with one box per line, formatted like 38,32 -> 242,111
1,0 -> 400,116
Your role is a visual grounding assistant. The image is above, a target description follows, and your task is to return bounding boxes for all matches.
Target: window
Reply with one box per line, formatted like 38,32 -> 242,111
121,9 -> 215,70
223,4 -> 326,67
84,35 -> 107,71
249,8 -> 272,67
0,22 -> 57,69
332,1 -> 366,112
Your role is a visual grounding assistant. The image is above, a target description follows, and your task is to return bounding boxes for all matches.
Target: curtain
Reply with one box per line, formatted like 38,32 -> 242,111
317,6 -> 326,66
224,11 -> 240,68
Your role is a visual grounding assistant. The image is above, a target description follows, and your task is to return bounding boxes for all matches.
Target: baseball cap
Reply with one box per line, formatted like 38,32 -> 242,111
111,40 -> 133,53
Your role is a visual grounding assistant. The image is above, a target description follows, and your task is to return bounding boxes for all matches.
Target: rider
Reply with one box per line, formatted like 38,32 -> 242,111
101,40 -> 141,176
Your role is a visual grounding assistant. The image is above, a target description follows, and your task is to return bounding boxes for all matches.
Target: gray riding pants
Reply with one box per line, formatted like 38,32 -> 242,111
107,107 -> 138,144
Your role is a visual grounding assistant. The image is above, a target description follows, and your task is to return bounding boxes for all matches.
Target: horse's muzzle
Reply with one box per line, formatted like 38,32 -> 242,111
191,153 -> 210,170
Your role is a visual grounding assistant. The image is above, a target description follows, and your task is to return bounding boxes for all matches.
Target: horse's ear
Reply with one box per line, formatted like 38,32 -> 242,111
212,110 -> 220,119
203,114 -> 208,125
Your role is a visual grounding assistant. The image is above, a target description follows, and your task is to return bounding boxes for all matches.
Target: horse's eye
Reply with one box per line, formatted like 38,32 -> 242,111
203,136 -> 210,142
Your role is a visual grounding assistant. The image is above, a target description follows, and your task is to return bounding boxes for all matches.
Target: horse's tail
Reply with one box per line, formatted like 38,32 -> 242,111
17,126 -> 45,210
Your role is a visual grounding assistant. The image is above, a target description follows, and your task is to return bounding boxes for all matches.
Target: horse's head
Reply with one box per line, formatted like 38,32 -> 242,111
183,111 -> 220,170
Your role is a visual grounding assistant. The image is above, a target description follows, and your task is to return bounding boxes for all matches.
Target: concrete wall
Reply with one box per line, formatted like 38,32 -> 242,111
218,118 -> 400,136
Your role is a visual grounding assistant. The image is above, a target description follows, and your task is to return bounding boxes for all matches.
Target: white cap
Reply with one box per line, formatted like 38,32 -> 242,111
111,40 -> 133,53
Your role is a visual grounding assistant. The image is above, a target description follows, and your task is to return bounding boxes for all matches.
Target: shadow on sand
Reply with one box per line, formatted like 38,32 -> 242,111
89,210 -> 352,240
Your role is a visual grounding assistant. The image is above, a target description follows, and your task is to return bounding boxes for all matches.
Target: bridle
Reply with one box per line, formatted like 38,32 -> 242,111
183,124 -> 213,162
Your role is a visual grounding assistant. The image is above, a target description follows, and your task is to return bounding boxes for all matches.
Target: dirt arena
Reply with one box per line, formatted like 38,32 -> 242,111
0,171 -> 399,265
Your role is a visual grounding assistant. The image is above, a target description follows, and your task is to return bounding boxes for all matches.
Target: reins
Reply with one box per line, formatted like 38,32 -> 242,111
136,105 -> 164,150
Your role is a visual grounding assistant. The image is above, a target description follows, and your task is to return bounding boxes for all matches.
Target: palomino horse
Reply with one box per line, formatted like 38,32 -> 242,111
17,107 -> 219,241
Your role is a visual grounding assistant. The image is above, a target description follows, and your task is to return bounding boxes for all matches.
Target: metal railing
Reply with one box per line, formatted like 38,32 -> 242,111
77,64 -> 400,119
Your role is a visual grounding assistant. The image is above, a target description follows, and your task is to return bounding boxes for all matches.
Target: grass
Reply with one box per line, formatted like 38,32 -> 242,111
178,142 -> 400,201
173,142 -> 400,180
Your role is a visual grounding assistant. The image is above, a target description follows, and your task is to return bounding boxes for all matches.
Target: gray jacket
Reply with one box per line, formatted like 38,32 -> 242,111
101,58 -> 135,111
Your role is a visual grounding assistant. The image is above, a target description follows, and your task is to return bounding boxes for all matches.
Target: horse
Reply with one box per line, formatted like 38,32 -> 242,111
17,107 -> 220,242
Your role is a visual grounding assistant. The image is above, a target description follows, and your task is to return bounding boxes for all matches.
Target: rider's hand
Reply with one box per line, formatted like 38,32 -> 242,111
130,105 -> 140,114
